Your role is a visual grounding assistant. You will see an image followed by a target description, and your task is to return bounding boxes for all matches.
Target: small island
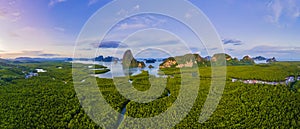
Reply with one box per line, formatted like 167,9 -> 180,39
122,50 -> 146,69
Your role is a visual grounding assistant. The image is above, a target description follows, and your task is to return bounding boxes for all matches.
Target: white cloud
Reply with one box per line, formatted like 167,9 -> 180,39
0,50 -> 62,58
266,0 -> 300,26
114,14 -> 167,31
267,0 -> 282,24
6,26 -> 53,50
293,9 -> 300,18
0,4 -> 21,22
117,23 -> 147,30
240,45 -> 300,60
287,0 -> 300,18
11,12 -> 20,17
54,27 -> 65,32
88,0 -> 98,6
0,9 -> 7,20
116,5 -> 141,17
15,27 -> 40,36
48,0 -> 67,7
185,13 -> 192,19
184,9 -> 198,19
99,14 -> 168,41
122,29 -> 191,57
133,5 -> 140,11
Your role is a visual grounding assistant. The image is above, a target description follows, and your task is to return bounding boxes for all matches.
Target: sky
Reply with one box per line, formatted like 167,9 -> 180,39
0,0 -> 299,61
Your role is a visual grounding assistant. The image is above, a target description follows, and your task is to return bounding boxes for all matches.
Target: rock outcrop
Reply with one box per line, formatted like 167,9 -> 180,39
148,65 -> 154,69
159,54 -> 204,68
211,53 -> 232,62
253,56 -> 267,61
159,53 -> 270,68
159,57 -> 177,68
122,50 -> 145,68
267,57 -> 277,63
240,55 -> 255,64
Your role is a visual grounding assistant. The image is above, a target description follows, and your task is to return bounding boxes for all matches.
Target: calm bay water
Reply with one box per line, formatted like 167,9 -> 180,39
72,60 -> 163,78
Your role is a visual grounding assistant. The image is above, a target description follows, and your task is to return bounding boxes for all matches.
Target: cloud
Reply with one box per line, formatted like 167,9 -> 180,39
78,48 -> 92,51
100,14 -> 168,41
116,23 -> 147,30
133,48 -> 172,58
98,41 -> 128,48
185,9 -> 198,19
210,48 -> 218,51
0,9 -> 7,20
247,45 -> 300,54
0,2 -> 22,21
266,0 -> 300,26
54,27 -> 65,32
89,41 -> 128,48
0,50 -> 5,52
125,36 -> 182,48
0,9 -> 20,21
117,4 -> 141,17
8,26 -> 54,47
0,50 -> 62,58
243,45 -> 300,60
287,0 -> 300,18
11,12 -> 20,17
222,38 -> 243,45
133,5 -> 140,11
88,0 -> 98,6
38,53 -> 61,57
189,47 -> 199,53
10,26 -> 46,39
112,14 -> 167,32
226,48 -> 235,52
266,0 -> 282,24
49,0 -> 67,7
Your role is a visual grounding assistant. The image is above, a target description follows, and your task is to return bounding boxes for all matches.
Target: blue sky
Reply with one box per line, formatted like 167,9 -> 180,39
0,0 -> 299,60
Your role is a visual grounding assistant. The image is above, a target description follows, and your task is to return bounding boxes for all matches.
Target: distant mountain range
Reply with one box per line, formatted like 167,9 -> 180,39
159,53 -> 279,68
12,57 -> 72,63
252,56 -> 267,61
94,55 -> 119,62
0,58 -> 9,63
0,53 -> 278,64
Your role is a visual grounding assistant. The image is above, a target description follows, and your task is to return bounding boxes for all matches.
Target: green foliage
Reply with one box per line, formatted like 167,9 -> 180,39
122,50 -> 146,68
227,62 -> 300,81
0,62 -> 99,128
94,69 -> 110,74
129,71 -> 151,91
1,61 -> 300,128
94,65 -> 107,69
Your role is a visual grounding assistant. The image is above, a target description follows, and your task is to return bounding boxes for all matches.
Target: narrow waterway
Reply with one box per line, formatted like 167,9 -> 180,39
116,100 -> 130,128
115,90 -> 171,128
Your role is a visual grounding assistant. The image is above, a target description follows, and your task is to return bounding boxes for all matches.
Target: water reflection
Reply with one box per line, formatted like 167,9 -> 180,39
75,61 -> 164,78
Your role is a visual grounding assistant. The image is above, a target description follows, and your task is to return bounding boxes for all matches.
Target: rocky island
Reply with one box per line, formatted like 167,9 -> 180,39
122,50 -> 146,69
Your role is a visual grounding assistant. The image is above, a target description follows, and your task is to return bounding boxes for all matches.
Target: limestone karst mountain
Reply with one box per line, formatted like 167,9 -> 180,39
240,55 -> 255,64
159,54 -> 205,68
122,50 -> 145,69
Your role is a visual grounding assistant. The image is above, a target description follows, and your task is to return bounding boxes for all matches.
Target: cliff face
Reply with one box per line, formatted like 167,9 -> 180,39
211,53 -> 232,62
122,50 -> 145,68
159,57 -> 177,68
159,53 -> 277,67
159,54 -> 204,68
159,53 -> 259,68
240,55 -> 255,64
267,57 -> 277,63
